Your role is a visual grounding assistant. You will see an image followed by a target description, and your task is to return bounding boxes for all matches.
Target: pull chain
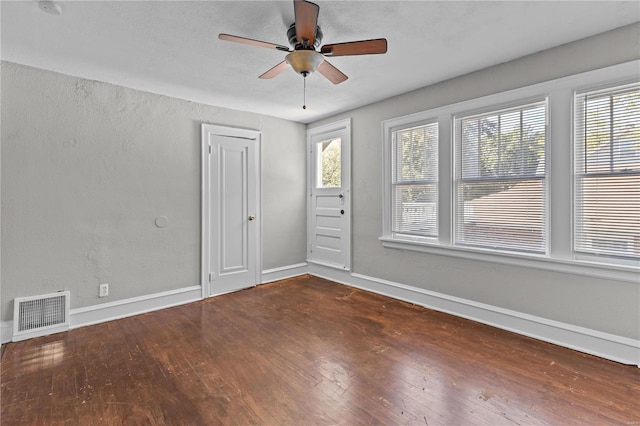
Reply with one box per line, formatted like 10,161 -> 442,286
302,77 -> 307,110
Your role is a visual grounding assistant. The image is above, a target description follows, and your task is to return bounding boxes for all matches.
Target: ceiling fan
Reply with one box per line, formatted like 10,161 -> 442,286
218,0 -> 387,87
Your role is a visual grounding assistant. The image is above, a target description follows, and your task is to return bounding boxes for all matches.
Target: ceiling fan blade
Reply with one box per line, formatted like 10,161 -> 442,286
294,0 -> 319,45
219,34 -> 290,52
259,61 -> 289,79
317,60 -> 348,85
321,38 -> 388,56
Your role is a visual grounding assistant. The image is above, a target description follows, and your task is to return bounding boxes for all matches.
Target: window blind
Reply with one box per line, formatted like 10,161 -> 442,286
454,101 -> 547,253
391,123 -> 438,237
574,83 -> 640,260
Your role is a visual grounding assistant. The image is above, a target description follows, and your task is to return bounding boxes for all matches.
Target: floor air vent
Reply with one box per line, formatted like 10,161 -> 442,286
13,291 -> 70,341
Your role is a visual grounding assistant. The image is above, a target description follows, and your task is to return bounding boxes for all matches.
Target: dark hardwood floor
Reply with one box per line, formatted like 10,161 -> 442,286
2,275 -> 639,425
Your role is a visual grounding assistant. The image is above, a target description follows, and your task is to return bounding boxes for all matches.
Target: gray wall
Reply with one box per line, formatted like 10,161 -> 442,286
1,62 -> 307,321
309,23 -> 640,340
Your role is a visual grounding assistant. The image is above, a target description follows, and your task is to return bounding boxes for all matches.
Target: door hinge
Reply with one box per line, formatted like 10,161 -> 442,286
209,272 -> 214,282
209,145 -> 212,154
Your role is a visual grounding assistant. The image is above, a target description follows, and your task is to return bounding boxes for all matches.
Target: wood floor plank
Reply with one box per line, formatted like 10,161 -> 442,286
2,275 -> 639,425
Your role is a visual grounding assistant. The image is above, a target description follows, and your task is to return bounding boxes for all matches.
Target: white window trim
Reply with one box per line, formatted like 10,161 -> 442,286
381,60 -> 640,283
385,115 -> 441,242
452,97 -> 549,254
572,81 -> 640,263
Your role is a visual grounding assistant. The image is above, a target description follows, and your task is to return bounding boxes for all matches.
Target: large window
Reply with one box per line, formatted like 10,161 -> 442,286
574,83 -> 640,260
381,61 -> 638,280
391,123 -> 439,238
454,102 -> 547,253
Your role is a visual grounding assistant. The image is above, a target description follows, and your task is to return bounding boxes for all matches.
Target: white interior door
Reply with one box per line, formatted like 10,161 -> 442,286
307,119 -> 351,270
202,124 -> 261,297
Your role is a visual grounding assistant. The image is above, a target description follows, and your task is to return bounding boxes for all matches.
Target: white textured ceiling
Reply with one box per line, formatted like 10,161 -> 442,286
2,1 -> 639,123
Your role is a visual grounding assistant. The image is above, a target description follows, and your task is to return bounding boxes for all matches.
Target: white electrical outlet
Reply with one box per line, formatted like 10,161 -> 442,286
99,283 -> 109,298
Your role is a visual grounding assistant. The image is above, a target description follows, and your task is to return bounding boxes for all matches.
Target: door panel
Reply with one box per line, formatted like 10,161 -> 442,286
219,145 -> 248,275
307,119 -> 351,270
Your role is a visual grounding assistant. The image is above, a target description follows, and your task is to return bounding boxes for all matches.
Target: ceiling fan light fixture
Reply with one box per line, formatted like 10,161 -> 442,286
285,50 -> 324,77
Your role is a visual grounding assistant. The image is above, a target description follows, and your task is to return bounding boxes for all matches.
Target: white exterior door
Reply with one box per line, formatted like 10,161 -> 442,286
307,119 -> 351,270
202,124 -> 261,297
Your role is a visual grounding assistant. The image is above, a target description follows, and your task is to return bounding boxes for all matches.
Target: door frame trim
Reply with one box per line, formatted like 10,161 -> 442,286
201,124 -> 262,299
306,118 -> 352,271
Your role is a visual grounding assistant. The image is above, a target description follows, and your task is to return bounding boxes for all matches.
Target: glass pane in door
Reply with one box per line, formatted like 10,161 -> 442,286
317,138 -> 341,188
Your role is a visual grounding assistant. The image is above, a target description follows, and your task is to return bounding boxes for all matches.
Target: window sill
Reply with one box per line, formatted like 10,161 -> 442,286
379,237 -> 639,283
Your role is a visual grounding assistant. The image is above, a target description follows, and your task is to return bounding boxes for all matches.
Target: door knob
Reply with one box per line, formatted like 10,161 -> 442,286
248,215 -> 255,221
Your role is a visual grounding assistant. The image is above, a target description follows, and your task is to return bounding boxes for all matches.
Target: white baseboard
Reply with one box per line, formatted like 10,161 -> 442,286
1,285 -> 202,344
70,285 -> 202,329
308,263 -> 640,367
1,321 -> 13,344
261,262 -> 308,284
3,263 -> 638,367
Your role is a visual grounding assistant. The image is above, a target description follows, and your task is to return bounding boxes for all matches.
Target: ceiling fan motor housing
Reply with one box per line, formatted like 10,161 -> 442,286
287,23 -> 323,49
